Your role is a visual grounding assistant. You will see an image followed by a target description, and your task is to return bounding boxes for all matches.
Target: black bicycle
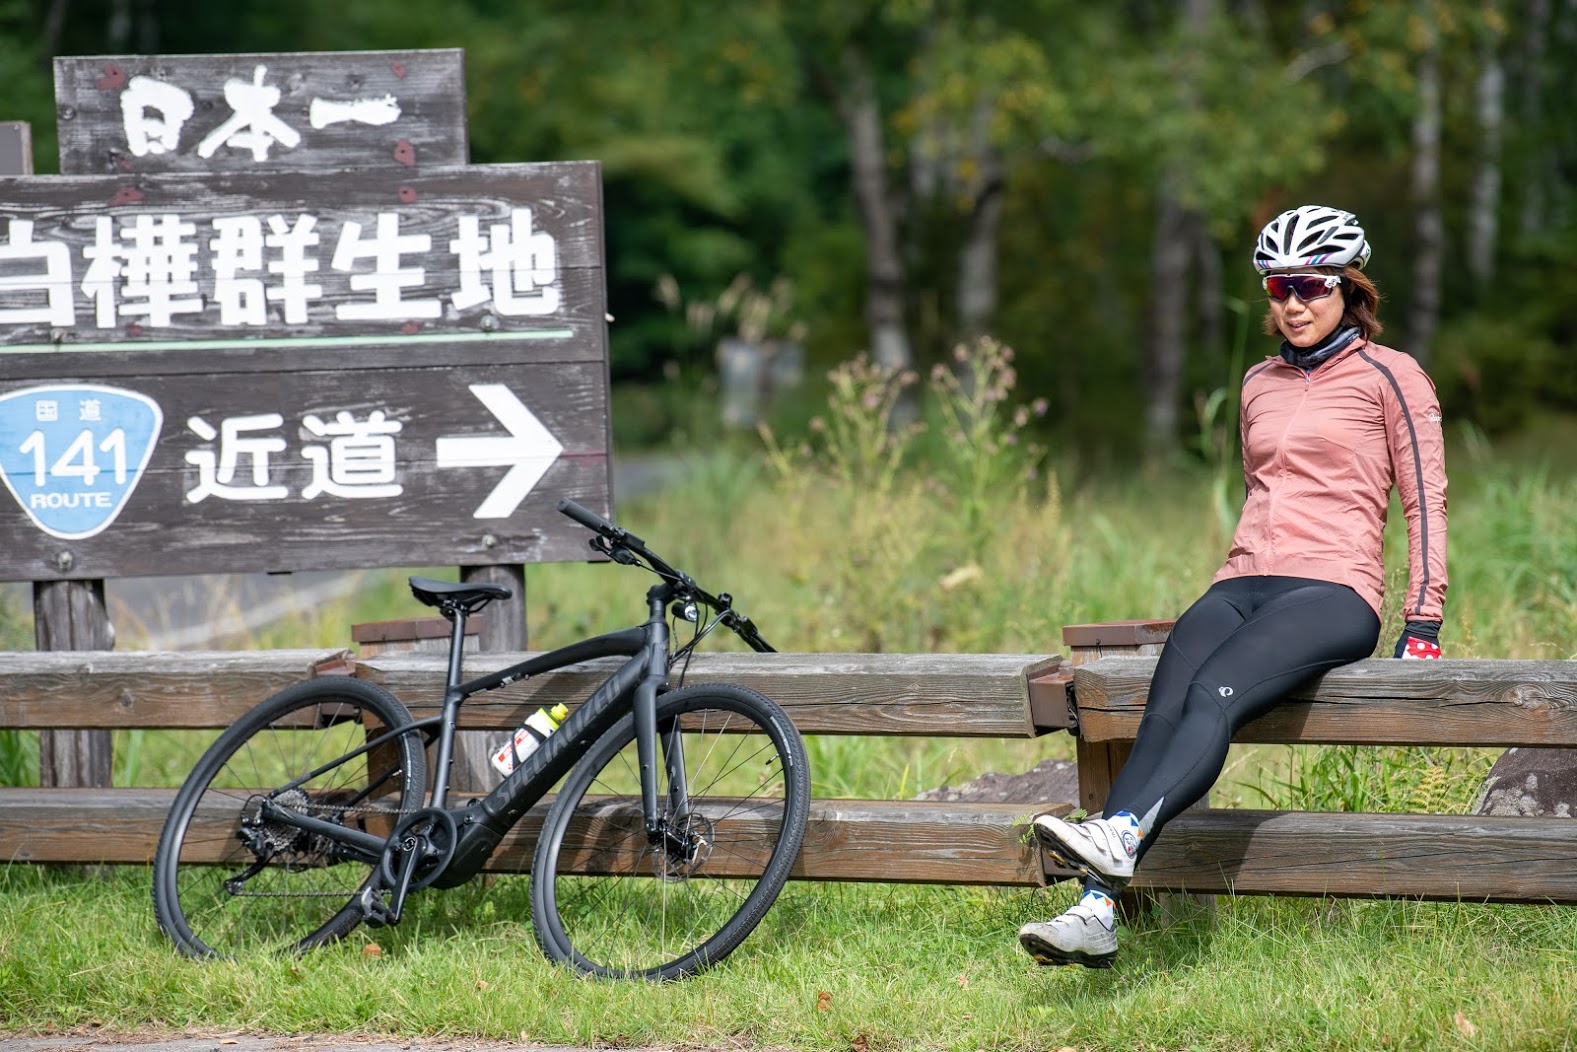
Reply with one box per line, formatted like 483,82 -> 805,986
151,498 -> 810,980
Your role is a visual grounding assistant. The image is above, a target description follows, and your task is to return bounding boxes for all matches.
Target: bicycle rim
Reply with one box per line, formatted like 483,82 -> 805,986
152,678 -> 426,958
531,683 -> 809,980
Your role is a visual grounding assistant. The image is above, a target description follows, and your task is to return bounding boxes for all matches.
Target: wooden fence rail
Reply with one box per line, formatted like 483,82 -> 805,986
5,636 -> 1577,903
0,647 -> 1071,887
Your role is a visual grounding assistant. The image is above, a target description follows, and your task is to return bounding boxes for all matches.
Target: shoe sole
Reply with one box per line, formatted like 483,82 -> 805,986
1032,820 -> 1132,892
1018,929 -> 1116,969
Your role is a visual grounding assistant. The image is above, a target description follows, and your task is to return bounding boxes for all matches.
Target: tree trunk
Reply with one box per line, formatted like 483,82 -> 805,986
837,45 -> 912,374
1408,11 -> 1443,367
1468,7 -> 1505,287
108,0 -> 132,48
1516,0 -> 1551,238
43,0 -> 70,63
1193,212 -> 1223,379
1142,0 -> 1214,459
957,96 -> 1003,342
1145,178 -> 1190,457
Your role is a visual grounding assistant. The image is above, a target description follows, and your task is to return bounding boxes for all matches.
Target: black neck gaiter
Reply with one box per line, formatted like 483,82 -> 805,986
1280,325 -> 1361,372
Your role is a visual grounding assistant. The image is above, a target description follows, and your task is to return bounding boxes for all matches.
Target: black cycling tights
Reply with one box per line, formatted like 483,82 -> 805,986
1104,575 -> 1380,860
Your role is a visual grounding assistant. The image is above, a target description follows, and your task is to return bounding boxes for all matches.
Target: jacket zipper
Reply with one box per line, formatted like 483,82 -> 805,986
1265,362 -> 1313,565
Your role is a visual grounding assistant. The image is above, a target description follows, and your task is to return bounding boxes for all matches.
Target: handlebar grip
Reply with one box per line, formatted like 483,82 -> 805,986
557,498 -> 613,534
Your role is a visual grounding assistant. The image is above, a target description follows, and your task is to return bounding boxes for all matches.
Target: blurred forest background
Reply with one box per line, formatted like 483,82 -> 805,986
2,0 -> 1574,461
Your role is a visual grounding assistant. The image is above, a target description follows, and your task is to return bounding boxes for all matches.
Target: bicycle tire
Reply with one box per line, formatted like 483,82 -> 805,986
152,677 -> 427,958
530,682 -> 809,980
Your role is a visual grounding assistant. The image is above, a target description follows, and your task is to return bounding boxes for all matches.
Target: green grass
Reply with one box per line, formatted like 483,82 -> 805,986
4,866 -> 1577,1051
4,352 -> 1577,1049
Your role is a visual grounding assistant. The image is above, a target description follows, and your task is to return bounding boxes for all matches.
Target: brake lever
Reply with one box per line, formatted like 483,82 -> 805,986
589,535 -> 642,567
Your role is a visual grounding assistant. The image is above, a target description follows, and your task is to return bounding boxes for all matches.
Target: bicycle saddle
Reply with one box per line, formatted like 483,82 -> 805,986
408,576 -> 513,613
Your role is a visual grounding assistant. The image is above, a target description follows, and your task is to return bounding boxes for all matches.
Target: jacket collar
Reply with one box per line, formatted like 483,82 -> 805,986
1279,325 -> 1363,372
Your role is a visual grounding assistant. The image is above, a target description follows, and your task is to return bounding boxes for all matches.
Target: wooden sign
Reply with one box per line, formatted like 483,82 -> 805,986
0,161 -> 612,581
0,162 -> 602,345
54,49 -> 468,174
0,355 -> 609,580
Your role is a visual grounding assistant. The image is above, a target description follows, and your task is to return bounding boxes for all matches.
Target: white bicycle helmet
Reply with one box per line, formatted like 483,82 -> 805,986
1253,205 -> 1371,273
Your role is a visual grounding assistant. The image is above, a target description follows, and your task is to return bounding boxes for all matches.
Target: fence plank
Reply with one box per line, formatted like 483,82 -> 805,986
0,649 -> 350,728
0,787 -> 1057,886
359,651 -> 1062,738
1130,808 -> 1577,903
0,649 -> 1058,737
1074,656 -> 1577,746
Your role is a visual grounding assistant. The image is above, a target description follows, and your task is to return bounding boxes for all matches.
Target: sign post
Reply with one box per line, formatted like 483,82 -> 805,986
1,118 -> 116,789
4,52 -> 616,792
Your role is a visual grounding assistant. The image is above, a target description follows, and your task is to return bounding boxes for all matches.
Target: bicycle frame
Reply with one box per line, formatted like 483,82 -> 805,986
257,577 -> 691,904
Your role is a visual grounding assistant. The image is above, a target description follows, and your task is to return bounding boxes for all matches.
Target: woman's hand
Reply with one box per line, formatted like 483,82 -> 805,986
1393,621 -> 1442,659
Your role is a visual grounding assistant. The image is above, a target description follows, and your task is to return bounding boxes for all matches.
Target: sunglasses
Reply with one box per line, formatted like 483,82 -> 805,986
1262,273 -> 1342,302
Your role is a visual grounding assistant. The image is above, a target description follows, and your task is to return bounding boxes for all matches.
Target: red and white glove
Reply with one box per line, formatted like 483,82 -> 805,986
1393,621 -> 1443,660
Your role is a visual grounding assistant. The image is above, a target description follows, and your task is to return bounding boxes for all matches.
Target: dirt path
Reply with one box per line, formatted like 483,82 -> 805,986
0,1031 -> 616,1052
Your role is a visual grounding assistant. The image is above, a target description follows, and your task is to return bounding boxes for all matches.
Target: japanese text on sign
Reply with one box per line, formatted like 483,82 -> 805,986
0,207 -> 560,330
123,63 -> 400,163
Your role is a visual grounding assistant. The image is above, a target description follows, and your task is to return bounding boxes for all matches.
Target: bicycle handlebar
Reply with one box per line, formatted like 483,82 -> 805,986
558,497 -> 639,544
557,498 -> 773,652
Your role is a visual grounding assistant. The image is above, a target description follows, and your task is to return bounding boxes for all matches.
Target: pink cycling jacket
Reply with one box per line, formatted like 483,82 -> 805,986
1214,339 -> 1449,622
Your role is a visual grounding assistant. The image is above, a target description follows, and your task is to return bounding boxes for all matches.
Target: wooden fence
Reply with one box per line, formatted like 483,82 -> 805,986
3,624 -> 1576,902
1069,622 -> 1577,903
0,644 -> 1071,886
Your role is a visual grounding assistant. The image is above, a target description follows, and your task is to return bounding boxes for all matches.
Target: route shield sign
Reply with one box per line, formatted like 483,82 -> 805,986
0,384 -> 163,540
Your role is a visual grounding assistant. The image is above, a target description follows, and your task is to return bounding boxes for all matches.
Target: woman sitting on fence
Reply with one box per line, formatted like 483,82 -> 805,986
1019,204 -> 1450,969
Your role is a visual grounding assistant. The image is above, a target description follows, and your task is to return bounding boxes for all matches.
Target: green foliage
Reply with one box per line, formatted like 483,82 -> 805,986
1248,745 -> 1495,815
7,1 -> 1573,449
1430,315 -> 1562,434
0,731 -> 36,787
0,587 -> 36,787
759,337 -> 1059,654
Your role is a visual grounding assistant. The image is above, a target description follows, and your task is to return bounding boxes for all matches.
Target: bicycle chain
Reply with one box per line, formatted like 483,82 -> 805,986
226,794 -> 425,901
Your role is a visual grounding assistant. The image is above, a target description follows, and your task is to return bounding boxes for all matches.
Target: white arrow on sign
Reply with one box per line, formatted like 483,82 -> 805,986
436,384 -> 564,518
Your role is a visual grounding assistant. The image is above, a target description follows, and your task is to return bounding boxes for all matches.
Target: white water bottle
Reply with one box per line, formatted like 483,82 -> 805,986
490,703 -> 570,776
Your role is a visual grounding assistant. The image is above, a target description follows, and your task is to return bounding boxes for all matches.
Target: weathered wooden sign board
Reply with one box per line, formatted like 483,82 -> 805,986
0,163 -> 603,343
0,161 -> 613,581
54,50 -> 468,174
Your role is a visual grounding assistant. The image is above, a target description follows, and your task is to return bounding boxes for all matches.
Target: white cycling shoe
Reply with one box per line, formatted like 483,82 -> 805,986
1018,903 -> 1118,968
1032,813 -> 1138,891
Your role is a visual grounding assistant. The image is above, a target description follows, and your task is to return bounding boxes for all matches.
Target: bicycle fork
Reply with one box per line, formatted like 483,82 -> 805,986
635,586 -> 700,868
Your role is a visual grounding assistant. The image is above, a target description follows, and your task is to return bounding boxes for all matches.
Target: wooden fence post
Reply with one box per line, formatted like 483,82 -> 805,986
1063,619 -> 1213,922
33,580 -> 115,788
1062,620 -> 1174,815
3,120 -> 117,790
458,564 -> 527,792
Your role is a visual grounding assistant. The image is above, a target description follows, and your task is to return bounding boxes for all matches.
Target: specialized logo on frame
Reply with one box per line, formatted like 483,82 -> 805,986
0,384 -> 163,539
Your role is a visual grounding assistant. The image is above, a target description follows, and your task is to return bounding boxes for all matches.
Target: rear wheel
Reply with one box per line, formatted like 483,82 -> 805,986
152,678 -> 426,957
531,683 -> 809,979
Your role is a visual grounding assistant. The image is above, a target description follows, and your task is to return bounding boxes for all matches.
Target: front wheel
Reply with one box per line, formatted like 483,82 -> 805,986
152,677 -> 427,958
531,683 -> 810,979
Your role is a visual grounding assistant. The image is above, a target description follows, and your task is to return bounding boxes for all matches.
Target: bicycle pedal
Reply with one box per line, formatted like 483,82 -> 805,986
357,886 -> 393,928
